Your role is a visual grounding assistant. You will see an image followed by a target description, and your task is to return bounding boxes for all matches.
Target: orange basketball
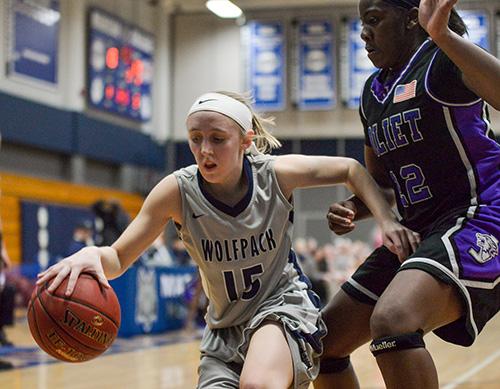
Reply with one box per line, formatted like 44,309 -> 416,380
27,273 -> 121,362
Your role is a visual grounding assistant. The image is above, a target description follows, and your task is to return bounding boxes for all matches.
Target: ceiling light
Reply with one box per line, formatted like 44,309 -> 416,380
205,0 -> 242,19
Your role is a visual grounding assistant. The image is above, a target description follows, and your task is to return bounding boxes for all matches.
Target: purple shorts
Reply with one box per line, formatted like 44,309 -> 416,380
343,203 -> 500,346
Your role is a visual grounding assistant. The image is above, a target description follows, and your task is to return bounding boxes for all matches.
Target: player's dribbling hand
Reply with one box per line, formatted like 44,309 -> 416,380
36,246 -> 110,296
326,200 -> 357,235
379,220 -> 421,262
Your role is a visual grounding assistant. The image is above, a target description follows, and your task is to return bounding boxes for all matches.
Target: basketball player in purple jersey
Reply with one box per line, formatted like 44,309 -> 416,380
316,1 -> 500,388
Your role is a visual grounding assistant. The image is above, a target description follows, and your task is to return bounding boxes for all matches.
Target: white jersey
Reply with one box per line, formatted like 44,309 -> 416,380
174,153 -> 307,329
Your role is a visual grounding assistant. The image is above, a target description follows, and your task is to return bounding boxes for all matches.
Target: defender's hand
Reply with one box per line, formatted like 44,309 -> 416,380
380,220 -> 421,262
326,200 -> 357,235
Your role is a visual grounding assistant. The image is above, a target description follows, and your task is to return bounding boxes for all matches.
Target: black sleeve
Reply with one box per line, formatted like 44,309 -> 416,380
359,106 -> 371,147
427,48 -> 479,104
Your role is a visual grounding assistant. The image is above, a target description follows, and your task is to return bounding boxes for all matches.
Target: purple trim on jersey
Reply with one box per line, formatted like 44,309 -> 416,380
370,39 -> 431,103
449,103 -> 500,204
424,50 -> 482,107
450,205 -> 500,283
196,156 -> 254,217
371,69 -> 391,102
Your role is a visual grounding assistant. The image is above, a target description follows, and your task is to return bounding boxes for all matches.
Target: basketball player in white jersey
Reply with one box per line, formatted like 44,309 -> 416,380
37,91 -> 419,388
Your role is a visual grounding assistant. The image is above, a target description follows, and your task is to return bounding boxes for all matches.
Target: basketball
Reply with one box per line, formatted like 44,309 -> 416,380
27,273 -> 121,363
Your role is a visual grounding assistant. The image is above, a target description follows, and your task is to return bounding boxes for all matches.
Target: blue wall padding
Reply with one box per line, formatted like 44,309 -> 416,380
0,92 -> 73,152
300,139 -> 338,155
74,113 -> 165,170
345,139 -> 365,165
0,91 -> 165,170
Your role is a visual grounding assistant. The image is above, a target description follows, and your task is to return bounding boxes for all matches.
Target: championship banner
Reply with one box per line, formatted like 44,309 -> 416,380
8,0 -> 60,85
87,8 -> 155,122
341,17 -> 376,109
245,21 -> 286,111
296,20 -> 336,110
459,10 -> 490,50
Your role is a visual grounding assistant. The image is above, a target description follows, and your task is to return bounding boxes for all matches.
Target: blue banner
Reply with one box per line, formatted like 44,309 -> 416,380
87,8 -> 155,122
21,201 -> 95,277
297,20 -> 336,110
342,18 -> 376,109
246,21 -> 286,111
9,0 -> 60,85
459,10 -> 490,51
111,265 -> 198,336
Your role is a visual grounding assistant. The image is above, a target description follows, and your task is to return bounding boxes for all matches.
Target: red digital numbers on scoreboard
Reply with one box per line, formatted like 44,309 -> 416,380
105,47 -> 119,69
115,88 -> 130,106
88,8 -> 154,121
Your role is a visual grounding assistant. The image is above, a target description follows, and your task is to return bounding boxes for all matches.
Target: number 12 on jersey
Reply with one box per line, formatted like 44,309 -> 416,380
223,264 -> 264,302
390,163 -> 433,208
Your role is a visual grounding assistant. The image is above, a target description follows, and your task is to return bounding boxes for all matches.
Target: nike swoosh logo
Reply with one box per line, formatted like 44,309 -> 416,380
192,213 -> 205,219
198,98 -> 217,104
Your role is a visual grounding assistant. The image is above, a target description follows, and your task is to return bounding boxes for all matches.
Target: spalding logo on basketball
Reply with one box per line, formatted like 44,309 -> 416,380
27,273 -> 121,362
92,315 -> 104,327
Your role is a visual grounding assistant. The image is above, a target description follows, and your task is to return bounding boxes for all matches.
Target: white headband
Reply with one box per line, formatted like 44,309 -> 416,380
188,92 -> 253,132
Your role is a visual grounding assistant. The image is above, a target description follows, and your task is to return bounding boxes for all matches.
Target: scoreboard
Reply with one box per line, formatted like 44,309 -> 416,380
87,8 -> 154,122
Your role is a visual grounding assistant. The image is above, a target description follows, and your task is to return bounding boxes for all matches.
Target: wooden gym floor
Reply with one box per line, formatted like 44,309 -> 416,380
0,310 -> 499,388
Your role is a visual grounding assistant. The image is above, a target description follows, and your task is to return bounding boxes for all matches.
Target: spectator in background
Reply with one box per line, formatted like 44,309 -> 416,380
0,232 -> 15,349
314,245 -> 329,274
92,199 -> 130,246
293,238 -> 317,280
294,238 -> 329,306
306,237 -> 319,259
66,219 -> 94,257
0,130 -> 14,371
140,233 -> 175,267
183,270 -> 208,333
170,238 -> 192,266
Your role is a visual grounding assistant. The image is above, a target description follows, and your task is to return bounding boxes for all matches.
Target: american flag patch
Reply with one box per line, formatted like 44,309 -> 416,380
393,80 -> 417,103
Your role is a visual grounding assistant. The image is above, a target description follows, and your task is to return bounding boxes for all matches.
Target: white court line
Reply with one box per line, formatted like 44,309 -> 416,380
442,348 -> 500,389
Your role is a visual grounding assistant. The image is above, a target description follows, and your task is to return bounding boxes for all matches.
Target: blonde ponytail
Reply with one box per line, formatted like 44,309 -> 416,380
217,91 -> 281,154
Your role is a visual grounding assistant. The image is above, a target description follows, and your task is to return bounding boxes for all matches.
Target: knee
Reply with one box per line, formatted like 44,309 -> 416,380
321,321 -> 362,359
370,302 -> 420,338
321,335 -> 350,360
240,372 -> 290,389
239,381 -> 262,389
239,377 -> 270,389
319,356 -> 351,375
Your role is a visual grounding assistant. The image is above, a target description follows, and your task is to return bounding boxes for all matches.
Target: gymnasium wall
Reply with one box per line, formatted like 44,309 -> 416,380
0,171 -> 143,266
170,0 -> 499,244
0,0 -> 172,143
0,0 -> 170,192
0,0 -> 498,248
171,1 -> 500,140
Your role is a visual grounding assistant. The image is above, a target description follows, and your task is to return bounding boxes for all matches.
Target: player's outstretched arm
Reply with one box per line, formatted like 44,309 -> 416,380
419,0 -> 500,109
274,154 -> 419,260
37,174 -> 182,295
109,174 -> 181,275
327,145 -> 396,233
